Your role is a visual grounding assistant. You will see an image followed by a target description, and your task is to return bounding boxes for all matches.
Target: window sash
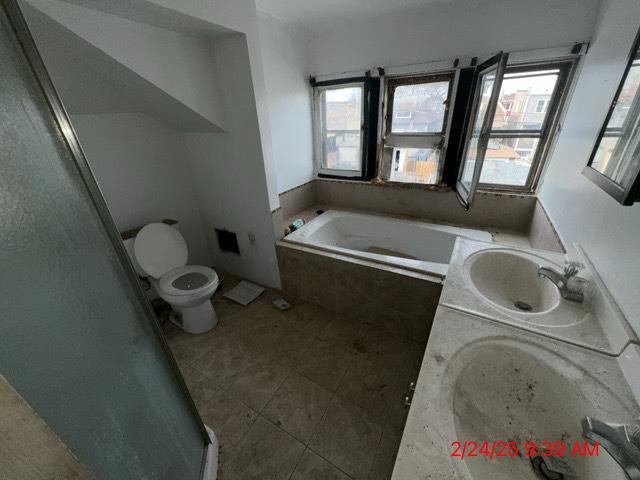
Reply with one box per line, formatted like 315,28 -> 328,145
478,60 -> 576,191
381,72 -> 454,185
314,81 -> 366,177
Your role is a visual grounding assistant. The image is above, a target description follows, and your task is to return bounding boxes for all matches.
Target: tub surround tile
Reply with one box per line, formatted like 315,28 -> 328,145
309,396 -> 383,479
290,449 -> 353,480
263,373 -> 333,444
279,180 -> 317,221
315,179 -> 536,232
277,242 -> 440,343
528,199 -> 565,253
280,179 -> 567,254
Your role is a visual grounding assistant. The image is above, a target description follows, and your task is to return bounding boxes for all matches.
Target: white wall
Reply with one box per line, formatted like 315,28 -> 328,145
257,12 -> 314,194
72,113 -> 211,265
184,35 -> 280,288
25,0 -> 225,131
307,0 -> 600,75
539,0 -> 640,334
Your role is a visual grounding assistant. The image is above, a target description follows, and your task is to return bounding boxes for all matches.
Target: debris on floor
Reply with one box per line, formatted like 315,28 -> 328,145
223,280 -> 265,306
272,298 -> 291,311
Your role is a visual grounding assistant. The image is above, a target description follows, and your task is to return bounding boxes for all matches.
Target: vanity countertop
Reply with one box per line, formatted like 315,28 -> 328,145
440,238 -> 637,355
391,305 -> 640,480
391,238 -> 640,480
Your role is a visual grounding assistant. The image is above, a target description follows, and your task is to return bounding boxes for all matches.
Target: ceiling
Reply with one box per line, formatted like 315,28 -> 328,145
256,0 -> 455,25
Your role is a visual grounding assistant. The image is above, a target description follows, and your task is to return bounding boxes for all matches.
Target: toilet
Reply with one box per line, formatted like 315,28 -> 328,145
133,222 -> 219,334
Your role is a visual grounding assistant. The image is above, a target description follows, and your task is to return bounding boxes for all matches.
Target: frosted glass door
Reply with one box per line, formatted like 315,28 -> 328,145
0,3 -> 207,479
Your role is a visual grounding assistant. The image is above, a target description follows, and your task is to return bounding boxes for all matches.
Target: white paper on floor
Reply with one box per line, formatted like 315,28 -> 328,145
223,280 -> 265,306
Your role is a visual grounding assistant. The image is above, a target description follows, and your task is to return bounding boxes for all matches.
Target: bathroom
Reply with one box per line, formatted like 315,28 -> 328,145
1,0 -> 639,478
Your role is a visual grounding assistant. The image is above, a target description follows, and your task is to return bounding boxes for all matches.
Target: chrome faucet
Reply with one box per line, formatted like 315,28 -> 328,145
537,261 -> 585,302
582,416 -> 640,480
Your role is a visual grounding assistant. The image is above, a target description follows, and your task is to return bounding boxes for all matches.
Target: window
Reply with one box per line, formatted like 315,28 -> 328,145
309,54 -> 576,203
535,99 -> 548,113
312,77 -> 379,179
380,73 -> 453,185
478,62 -> 574,189
585,27 -> 640,205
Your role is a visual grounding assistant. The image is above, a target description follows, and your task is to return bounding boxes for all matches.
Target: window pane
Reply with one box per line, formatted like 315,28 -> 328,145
461,72 -> 497,187
607,59 -> 640,129
322,86 -> 363,171
325,87 -> 362,130
391,81 -> 449,133
480,137 -> 540,186
591,135 -> 621,177
492,69 -> 559,131
324,132 -> 361,170
389,148 -> 440,184
466,72 -> 497,138
461,136 -> 480,185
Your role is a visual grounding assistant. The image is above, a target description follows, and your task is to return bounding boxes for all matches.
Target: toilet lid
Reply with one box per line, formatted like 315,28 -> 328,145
134,223 -> 188,279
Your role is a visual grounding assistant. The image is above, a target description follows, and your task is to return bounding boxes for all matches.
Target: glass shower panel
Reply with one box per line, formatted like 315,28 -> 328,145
0,5 -> 206,480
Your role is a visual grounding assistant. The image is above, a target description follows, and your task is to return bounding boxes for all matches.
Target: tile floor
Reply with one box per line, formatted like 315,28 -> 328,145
163,272 -> 427,480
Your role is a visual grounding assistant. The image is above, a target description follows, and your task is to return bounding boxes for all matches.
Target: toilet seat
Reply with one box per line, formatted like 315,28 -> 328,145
158,265 -> 219,297
133,222 -> 220,333
134,223 -> 188,279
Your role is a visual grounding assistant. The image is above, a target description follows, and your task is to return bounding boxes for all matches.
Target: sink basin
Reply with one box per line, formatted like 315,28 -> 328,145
448,339 -> 633,480
466,249 -> 561,314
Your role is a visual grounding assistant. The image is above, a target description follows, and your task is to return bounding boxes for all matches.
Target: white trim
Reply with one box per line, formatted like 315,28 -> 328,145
310,44 -> 584,81
202,426 -> 219,480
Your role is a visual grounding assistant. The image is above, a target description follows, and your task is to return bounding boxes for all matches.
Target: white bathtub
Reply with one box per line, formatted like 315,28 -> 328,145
283,210 -> 492,278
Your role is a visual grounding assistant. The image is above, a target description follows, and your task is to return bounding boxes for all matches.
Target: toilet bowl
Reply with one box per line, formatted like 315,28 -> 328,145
134,223 -> 219,334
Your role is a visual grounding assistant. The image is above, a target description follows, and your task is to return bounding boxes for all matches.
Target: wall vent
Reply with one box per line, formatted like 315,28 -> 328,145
216,228 -> 240,254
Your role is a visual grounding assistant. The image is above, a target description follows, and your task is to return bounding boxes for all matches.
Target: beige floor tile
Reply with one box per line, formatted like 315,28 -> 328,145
167,328 -> 218,367
317,315 -> 371,355
196,385 -> 258,453
290,449 -> 353,480
336,358 -> 414,429
367,427 -> 402,480
190,332 -> 268,386
308,397 -> 383,479
267,327 -> 319,368
223,360 -> 290,412
360,326 -> 425,370
297,343 -> 360,392
178,364 -> 220,409
223,416 -> 305,480
285,303 -> 335,338
263,373 -> 333,443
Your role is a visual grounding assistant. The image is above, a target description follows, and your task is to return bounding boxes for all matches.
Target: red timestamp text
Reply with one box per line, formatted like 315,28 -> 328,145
450,440 -> 599,460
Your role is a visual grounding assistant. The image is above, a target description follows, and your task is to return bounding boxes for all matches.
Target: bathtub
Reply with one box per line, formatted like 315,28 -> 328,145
283,210 -> 492,278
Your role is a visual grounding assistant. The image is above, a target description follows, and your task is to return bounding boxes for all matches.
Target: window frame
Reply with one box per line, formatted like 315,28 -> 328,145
583,26 -> 640,206
312,76 -> 379,180
378,71 -> 455,186
478,59 -> 577,193
455,52 -> 510,209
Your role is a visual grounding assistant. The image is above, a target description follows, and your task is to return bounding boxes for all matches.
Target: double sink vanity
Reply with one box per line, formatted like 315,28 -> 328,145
393,238 -> 640,480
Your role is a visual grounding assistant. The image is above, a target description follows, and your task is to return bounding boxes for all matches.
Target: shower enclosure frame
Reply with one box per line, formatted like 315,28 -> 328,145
1,0 -> 216,477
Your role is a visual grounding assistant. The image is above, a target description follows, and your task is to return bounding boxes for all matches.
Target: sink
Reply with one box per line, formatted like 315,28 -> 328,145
466,249 -> 561,314
391,306 -> 640,480
448,339 -> 633,480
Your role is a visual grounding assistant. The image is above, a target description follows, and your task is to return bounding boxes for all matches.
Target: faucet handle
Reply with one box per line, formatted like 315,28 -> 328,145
563,261 -> 585,278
